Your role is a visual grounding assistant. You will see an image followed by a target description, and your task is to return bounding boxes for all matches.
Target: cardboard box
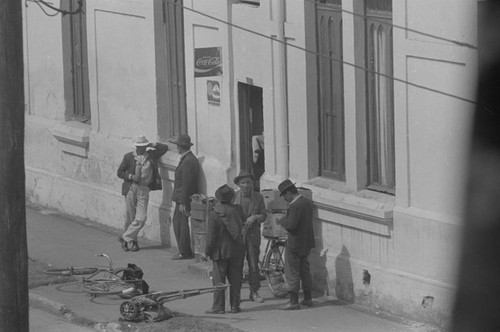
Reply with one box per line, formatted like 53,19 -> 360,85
261,189 -> 287,212
261,187 -> 313,212
262,212 -> 287,238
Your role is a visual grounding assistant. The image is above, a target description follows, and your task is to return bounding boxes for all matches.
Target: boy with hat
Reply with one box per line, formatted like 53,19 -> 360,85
117,135 -> 168,251
276,179 -> 315,310
169,134 -> 199,260
202,184 -> 245,314
233,170 -> 267,303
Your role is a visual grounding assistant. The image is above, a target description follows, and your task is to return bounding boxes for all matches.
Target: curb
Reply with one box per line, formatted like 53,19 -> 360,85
29,292 -> 124,332
29,292 -> 70,317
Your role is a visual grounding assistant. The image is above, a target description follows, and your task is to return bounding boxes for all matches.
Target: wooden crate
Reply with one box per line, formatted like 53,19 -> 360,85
262,212 -> 287,238
190,194 -> 214,220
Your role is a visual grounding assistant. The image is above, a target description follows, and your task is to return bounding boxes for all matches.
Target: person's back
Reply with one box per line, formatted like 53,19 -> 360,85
203,184 -> 245,314
205,203 -> 244,261
285,195 -> 315,256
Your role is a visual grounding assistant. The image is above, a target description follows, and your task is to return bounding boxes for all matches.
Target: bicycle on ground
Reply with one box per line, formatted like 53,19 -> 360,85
44,253 -> 146,298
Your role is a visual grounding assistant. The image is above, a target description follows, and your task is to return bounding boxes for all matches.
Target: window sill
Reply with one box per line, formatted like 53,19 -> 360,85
303,178 -> 395,236
49,121 -> 91,158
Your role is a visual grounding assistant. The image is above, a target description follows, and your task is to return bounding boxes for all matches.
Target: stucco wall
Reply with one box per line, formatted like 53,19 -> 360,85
23,0 -> 177,246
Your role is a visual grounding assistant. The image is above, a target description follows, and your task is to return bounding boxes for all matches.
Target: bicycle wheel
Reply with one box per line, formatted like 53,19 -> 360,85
44,267 -> 98,276
263,241 -> 288,298
82,278 -> 135,297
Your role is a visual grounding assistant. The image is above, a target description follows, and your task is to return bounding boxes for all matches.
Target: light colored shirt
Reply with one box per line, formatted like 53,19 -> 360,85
135,154 -> 153,186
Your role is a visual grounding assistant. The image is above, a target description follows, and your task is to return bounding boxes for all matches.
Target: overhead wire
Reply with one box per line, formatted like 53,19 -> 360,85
28,0 -> 84,16
305,0 -> 477,50
166,0 -> 477,105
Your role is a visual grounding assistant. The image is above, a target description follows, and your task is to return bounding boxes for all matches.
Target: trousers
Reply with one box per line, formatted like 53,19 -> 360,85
122,184 -> 150,243
244,235 -> 261,293
210,255 -> 244,310
172,202 -> 193,256
284,249 -> 312,295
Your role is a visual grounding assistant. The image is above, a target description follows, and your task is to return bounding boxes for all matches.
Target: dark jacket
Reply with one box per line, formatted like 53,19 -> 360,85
205,204 -> 245,261
117,142 -> 169,196
279,196 -> 315,256
233,190 -> 266,246
171,150 -> 199,206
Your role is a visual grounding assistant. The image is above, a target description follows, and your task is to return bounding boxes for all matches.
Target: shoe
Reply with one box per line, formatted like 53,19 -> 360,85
301,299 -> 313,307
280,302 -> 300,310
171,254 -> 195,260
131,241 -> 139,252
118,237 -> 129,252
249,291 -> 264,303
228,307 -> 241,314
205,308 -> 225,314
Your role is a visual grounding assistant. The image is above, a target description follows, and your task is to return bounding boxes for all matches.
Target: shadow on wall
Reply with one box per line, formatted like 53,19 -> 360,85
158,164 -> 174,248
335,245 -> 354,303
197,156 -> 207,195
309,219 -> 331,297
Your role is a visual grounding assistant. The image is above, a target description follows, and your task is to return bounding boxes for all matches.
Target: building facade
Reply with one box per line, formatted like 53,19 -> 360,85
23,0 -> 478,327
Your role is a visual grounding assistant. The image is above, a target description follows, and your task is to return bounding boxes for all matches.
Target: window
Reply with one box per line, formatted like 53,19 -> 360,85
316,0 -> 345,180
156,0 -> 187,140
365,0 -> 395,193
62,0 -> 91,123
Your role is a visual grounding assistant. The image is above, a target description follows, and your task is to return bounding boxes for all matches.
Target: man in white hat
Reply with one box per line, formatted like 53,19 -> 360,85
117,135 -> 168,251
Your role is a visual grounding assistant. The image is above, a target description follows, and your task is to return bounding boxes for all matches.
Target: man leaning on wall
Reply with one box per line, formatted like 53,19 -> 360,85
117,135 -> 168,252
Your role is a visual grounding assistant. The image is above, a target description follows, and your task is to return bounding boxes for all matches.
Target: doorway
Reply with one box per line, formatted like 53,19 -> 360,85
238,82 -> 264,191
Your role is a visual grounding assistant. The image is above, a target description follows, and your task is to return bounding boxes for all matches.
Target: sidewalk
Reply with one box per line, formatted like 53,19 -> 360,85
27,205 -> 441,332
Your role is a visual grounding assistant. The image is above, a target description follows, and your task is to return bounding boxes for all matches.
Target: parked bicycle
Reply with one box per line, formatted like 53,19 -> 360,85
260,235 -> 288,298
44,253 -> 146,298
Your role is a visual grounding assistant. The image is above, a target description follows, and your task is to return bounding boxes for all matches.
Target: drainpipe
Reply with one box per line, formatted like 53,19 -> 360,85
275,0 -> 289,178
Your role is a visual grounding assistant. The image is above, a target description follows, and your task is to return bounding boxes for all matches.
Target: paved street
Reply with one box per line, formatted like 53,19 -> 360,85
30,308 -> 94,332
27,205 -> 442,332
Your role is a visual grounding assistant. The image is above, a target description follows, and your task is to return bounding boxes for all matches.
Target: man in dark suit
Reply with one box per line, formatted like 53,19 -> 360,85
202,184 -> 245,314
277,179 -> 315,310
117,135 -> 168,252
169,134 -> 199,260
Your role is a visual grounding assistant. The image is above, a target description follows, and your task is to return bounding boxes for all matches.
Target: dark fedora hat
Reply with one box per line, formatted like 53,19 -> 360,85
278,179 -> 296,196
215,184 -> 235,203
169,134 -> 193,147
234,170 -> 254,185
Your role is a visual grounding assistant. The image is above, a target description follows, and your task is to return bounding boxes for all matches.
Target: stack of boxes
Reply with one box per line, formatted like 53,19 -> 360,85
261,187 -> 312,238
189,194 -> 214,257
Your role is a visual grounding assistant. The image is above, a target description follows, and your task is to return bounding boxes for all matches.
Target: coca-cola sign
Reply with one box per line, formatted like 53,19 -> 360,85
194,47 -> 222,77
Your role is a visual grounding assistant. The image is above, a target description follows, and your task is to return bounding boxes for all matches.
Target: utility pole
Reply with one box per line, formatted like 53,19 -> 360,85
0,0 -> 28,331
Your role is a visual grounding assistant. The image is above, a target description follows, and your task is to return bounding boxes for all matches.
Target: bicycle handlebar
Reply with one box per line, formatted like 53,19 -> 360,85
94,253 -> 113,269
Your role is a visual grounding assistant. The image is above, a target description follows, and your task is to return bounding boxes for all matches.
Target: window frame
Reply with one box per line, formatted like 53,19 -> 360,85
155,0 -> 188,141
315,0 -> 346,181
61,0 -> 91,124
364,1 -> 395,194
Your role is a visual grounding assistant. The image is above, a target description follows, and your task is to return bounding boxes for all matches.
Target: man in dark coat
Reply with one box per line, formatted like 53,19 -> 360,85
277,179 -> 315,310
117,135 -> 168,252
169,134 -> 199,260
202,184 -> 245,314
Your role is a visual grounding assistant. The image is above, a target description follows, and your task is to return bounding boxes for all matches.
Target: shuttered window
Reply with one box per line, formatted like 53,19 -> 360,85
365,0 -> 395,194
62,0 -> 91,123
316,1 -> 345,180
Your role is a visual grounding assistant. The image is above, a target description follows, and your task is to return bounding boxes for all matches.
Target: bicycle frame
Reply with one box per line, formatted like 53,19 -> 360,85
260,236 -> 288,297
